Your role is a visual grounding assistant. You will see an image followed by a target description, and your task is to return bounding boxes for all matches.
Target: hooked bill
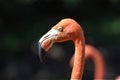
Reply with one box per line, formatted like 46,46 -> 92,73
38,41 -> 47,63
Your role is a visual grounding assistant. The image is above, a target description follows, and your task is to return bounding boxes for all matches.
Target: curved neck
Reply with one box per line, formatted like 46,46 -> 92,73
71,39 -> 85,80
91,49 -> 105,80
85,45 -> 105,80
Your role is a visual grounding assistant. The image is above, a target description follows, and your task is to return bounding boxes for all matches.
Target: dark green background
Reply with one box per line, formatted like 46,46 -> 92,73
0,0 -> 120,80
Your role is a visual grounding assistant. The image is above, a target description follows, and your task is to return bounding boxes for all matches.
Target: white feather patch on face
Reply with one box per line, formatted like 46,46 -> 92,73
39,27 -> 62,45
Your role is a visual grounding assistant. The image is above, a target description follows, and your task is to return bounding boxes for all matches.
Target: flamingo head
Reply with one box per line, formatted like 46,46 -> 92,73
38,18 -> 82,63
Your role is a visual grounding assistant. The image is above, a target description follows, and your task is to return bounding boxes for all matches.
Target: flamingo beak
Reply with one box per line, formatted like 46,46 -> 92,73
38,41 -> 47,63
38,27 -> 62,63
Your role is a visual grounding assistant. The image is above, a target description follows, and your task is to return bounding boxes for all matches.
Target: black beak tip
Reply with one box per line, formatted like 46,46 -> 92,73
38,42 -> 47,63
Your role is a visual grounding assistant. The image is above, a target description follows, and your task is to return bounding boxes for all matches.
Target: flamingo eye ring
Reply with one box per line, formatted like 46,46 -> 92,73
57,27 -> 63,32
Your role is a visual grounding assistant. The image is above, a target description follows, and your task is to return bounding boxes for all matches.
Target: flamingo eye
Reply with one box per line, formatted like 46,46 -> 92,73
57,27 -> 63,32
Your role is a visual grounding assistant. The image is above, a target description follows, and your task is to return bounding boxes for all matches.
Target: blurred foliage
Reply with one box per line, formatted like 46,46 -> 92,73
0,0 -> 120,55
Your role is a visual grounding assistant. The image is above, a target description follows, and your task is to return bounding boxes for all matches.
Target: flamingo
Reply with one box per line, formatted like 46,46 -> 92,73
38,18 -> 85,80
70,44 -> 106,80
115,76 -> 120,80
37,18 -> 119,80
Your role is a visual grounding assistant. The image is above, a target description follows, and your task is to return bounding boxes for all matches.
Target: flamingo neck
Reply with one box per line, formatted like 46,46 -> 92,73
71,38 -> 85,80
91,49 -> 105,79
